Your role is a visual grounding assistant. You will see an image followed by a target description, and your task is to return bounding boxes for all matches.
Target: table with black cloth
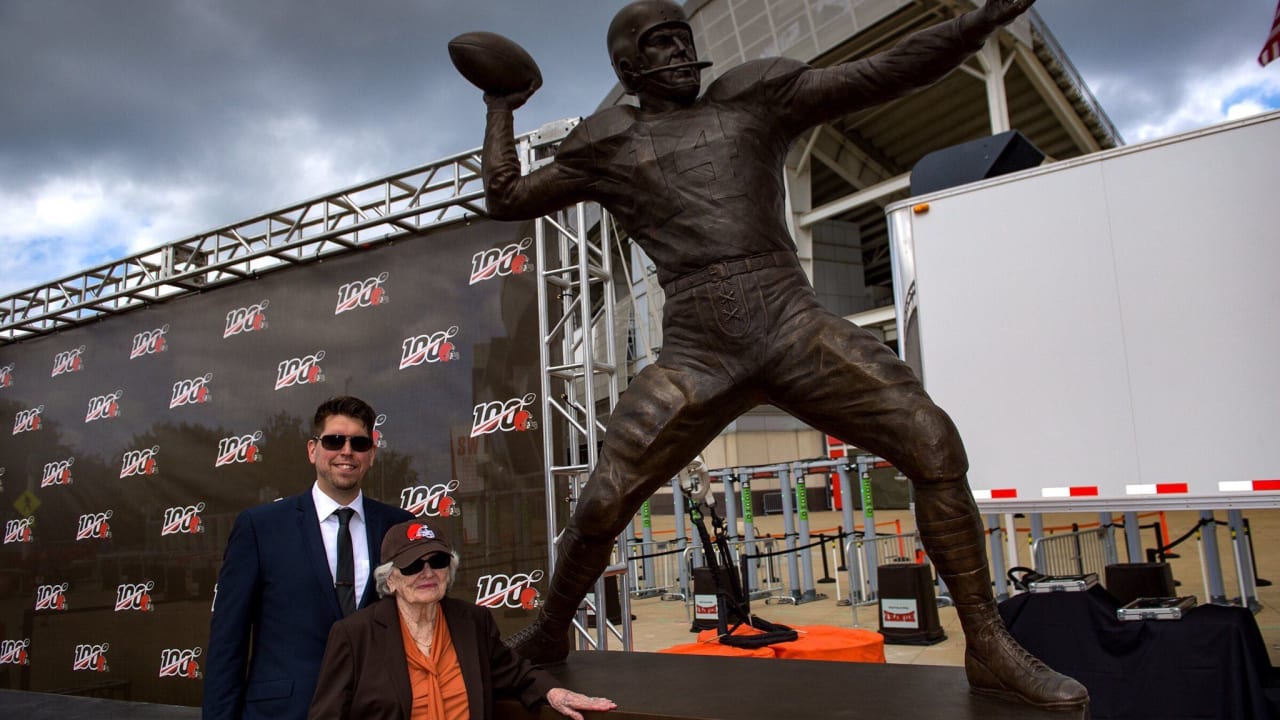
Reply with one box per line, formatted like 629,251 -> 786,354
999,586 -> 1280,719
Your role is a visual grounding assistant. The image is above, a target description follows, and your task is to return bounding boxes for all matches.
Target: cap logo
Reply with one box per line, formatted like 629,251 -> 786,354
407,523 -> 435,540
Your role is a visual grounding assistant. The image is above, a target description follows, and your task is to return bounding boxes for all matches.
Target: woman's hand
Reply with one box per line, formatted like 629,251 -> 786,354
545,687 -> 617,720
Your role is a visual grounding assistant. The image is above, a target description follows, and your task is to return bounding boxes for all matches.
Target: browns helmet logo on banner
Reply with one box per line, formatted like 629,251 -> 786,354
121,446 -> 160,478
72,643 -> 109,672
274,351 -> 325,390
35,584 -> 69,612
115,581 -> 155,612
216,431 -> 263,467
170,373 -> 212,409
399,481 -> 461,518
13,406 -> 43,434
475,570 -> 543,610
470,393 -> 537,437
75,511 -> 113,541
41,457 -> 75,488
1,639 -> 31,666
162,503 -> 206,536
399,326 -> 460,370
51,346 -> 86,377
4,517 -> 34,544
85,390 -> 123,423
335,272 -> 389,315
469,238 -> 532,285
224,300 -> 269,339
159,647 -> 202,679
130,326 -> 170,359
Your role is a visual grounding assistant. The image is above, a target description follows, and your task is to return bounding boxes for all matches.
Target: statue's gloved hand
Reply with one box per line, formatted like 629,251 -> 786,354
981,0 -> 1036,26
484,78 -> 541,113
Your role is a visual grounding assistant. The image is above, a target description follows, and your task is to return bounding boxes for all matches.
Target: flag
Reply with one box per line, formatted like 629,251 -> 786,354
1261,0 -> 1280,67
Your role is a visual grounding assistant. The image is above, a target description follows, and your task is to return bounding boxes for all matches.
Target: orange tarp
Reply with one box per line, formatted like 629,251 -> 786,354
658,624 -> 885,664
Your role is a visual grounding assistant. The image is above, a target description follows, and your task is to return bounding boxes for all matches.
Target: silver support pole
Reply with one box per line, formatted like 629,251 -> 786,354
856,457 -> 879,597
1030,513 -> 1046,571
987,514 -> 1009,601
1123,511 -> 1142,562
792,464 -> 818,601
719,472 -> 739,542
1199,510 -> 1228,604
739,470 -> 760,595
1226,510 -> 1260,610
775,466 -> 802,603
669,476 -> 691,600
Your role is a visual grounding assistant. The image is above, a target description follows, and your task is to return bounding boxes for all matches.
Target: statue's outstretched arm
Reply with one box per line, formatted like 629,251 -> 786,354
782,0 -> 1035,127
481,86 -> 586,221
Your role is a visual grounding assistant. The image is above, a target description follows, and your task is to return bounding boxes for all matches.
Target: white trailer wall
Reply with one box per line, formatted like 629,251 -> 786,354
888,111 -> 1280,512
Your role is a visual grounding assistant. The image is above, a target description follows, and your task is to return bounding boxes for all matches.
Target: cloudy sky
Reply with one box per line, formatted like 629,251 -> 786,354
2,0 -> 1278,299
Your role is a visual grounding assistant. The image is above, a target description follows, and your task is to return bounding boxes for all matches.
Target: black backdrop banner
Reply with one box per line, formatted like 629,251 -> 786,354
0,219 -> 548,706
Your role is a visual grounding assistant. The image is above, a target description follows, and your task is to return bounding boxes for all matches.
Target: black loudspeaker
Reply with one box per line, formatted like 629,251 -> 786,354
877,562 -> 945,645
1105,562 -> 1176,605
910,130 -> 1045,196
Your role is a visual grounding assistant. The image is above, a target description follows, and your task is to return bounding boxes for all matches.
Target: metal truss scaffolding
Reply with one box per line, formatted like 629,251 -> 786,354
0,141 -> 500,344
527,123 -> 632,652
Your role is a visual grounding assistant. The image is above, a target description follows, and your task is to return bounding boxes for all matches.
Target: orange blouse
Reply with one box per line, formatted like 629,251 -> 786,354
399,608 -> 470,720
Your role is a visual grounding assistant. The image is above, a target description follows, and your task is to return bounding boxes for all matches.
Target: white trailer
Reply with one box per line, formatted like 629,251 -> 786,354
887,110 -> 1280,515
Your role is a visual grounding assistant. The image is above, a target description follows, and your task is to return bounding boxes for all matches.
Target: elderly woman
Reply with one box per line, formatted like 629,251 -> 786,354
310,519 -> 615,720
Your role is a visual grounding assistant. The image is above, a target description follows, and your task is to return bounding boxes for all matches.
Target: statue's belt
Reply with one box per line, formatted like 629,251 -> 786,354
663,251 -> 795,296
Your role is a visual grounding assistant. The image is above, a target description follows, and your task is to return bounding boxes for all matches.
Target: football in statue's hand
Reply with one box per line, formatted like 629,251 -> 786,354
448,32 -> 542,96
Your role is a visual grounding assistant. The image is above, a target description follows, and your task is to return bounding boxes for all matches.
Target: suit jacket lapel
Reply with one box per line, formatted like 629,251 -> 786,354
443,598 -> 487,717
297,492 -> 342,620
374,597 -> 414,717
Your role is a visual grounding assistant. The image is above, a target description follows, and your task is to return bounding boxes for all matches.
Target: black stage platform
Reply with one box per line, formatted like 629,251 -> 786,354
497,651 -> 1087,720
0,688 -> 200,719
0,652 -> 1086,719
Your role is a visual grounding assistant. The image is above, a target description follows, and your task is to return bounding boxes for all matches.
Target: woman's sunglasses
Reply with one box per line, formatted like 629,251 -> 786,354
399,553 -> 451,576
314,434 -> 374,452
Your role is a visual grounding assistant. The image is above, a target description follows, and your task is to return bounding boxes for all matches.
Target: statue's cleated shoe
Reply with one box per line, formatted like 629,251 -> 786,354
964,620 -> 1089,711
503,618 -> 570,666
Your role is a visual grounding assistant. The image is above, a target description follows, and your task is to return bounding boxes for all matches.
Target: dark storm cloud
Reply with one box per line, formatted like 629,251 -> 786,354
1,0 -> 1276,296
1036,0 -> 1279,141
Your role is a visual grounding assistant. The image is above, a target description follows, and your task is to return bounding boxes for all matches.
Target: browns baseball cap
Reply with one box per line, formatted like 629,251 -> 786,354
381,519 -> 453,568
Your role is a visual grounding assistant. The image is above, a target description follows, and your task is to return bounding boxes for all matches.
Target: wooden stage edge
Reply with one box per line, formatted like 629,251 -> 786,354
498,650 -> 1088,720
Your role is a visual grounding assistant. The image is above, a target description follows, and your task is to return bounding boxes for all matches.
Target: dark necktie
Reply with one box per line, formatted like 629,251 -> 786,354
335,508 -> 356,616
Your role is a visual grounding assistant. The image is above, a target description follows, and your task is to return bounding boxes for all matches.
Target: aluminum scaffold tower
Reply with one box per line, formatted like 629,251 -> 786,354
523,119 -> 633,654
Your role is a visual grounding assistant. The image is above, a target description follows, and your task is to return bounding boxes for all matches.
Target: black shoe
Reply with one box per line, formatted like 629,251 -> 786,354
504,618 -> 569,665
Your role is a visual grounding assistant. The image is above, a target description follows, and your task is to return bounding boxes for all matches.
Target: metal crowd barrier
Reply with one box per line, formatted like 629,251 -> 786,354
625,538 -> 684,599
1030,524 -> 1119,578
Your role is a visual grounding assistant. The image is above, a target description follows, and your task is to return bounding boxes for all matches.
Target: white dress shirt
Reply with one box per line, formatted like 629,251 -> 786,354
311,483 -> 370,604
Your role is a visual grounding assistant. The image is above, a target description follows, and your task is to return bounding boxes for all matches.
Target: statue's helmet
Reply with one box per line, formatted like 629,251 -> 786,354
607,0 -> 697,93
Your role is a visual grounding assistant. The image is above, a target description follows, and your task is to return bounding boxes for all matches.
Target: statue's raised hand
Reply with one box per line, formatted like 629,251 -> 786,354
982,0 -> 1036,26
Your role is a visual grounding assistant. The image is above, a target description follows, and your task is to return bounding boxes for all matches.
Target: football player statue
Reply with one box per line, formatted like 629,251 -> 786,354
472,0 -> 1087,710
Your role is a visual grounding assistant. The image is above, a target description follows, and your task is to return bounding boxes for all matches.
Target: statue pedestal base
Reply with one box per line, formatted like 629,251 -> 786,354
497,650 -> 1087,719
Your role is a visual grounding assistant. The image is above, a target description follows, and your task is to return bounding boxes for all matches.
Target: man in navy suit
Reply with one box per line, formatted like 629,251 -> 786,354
203,396 -> 414,719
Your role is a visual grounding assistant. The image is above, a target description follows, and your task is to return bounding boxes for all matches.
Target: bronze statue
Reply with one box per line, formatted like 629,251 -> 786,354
473,0 -> 1087,709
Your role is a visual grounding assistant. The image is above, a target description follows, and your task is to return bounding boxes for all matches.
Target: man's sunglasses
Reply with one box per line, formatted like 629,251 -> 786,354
314,434 -> 374,452
399,553 -> 451,576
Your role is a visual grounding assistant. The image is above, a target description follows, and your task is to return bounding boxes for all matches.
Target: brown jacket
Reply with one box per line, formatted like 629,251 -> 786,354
308,596 -> 557,719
